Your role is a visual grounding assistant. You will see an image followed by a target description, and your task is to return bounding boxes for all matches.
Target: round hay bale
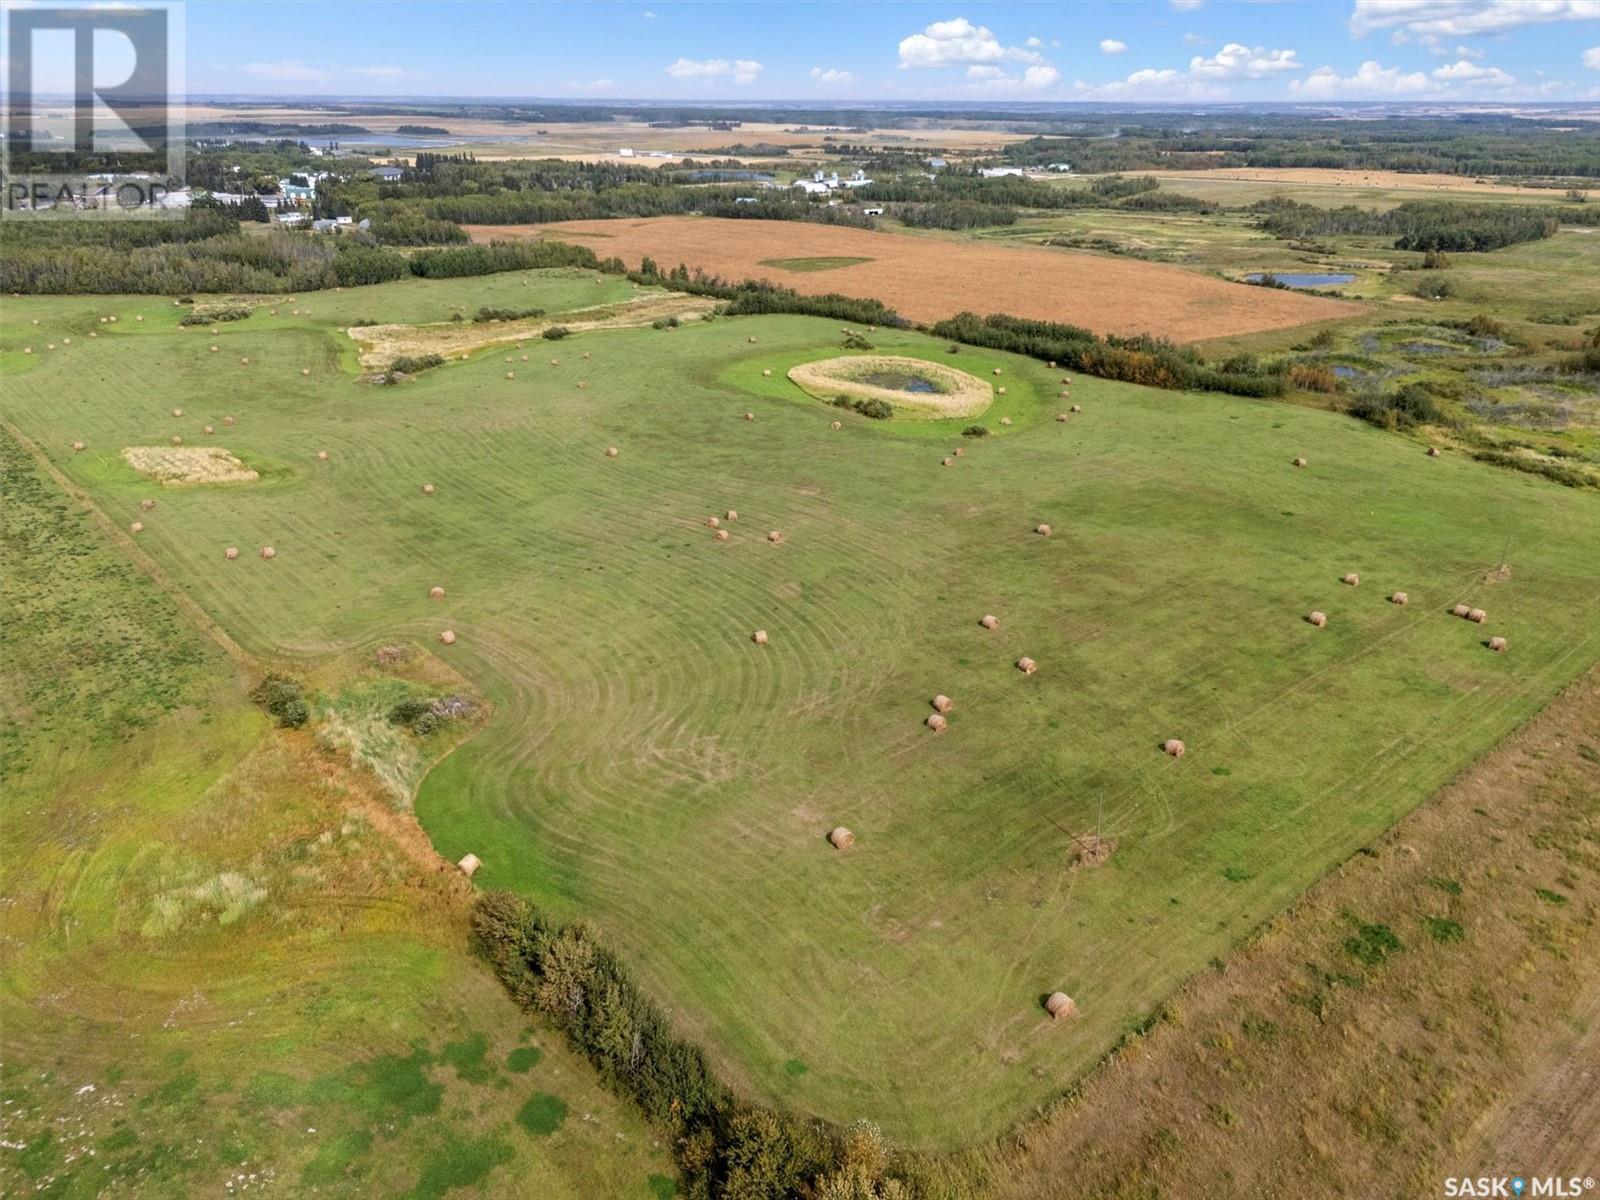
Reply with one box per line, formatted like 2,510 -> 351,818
1452,603 -> 1471,618
1489,636 -> 1507,653
1293,456 -> 1308,468
22,348 -> 31,355
224,546 -> 239,560
506,371 -> 515,380
522,354 -> 529,361
317,450 -> 328,461
549,358 -> 559,366
203,425 -> 214,435
748,336 -> 756,343
170,435 -> 183,446
1070,404 -> 1082,413
1308,610 -> 1327,627
942,457 -> 954,467
1057,413 -> 1070,422
926,712 -> 947,733
830,420 -> 842,430
1061,377 -> 1072,385
505,356 -> 514,364
1000,417 -> 1012,426
61,337 -> 70,345
172,407 -> 183,417
140,498 -> 156,511
762,369 -> 772,378
714,528 -> 730,542
744,412 -> 755,421
421,483 -> 435,495
300,366 -> 311,376
725,510 -> 738,522
89,332 -> 97,339
1017,656 -> 1037,675
136,315 -> 142,322
605,446 -> 619,458
429,586 -> 445,599
707,516 -> 721,528
239,357 -> 249,365
1048,361 -> 1057,369
223,416 -> 235,426
1343,573 -> 1360,587
210,345 -> 219,353
997,386 -> 1007,395
46,344 -> 55,350
828,827 -> 855,850
577,381 -> 587,389
1427,446 -> 1441,458
932,694 -> 954,714
1036,523 -> 1052,537
130,520 -> 144,534
1391,591 -> 1408,606
752,629 -> 769,645
582,352 -> 591,360
259,546 -> 276,560
1045,992 -> 1076,1020
456,853 -> 482,878
980,614 -> 998,630
72,440 -> 85,451
439,629 -> 456,645
1467,607 -> 1487,624
767,530 -> 783,544
992,367 -> 1002,376
1163,738 -> 1185,758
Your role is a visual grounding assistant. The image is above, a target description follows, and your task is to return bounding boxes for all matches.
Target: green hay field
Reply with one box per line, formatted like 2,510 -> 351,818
4,269 -> 1598,1151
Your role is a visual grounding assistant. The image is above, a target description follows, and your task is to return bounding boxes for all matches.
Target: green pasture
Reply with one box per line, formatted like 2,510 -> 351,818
3,269 -> 1598,1150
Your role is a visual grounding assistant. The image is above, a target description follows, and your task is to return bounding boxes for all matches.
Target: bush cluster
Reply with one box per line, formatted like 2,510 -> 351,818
178,306 -> 252,326
831,395 -> 894,420
389,353 -> 445,375
249,673 -> 308,728
474,305 -> 545,322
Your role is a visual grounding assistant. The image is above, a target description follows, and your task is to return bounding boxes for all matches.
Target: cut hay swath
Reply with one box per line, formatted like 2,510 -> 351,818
122,446 -> 258,486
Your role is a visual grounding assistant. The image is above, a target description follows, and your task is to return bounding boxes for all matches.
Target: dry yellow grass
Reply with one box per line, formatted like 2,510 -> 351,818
348,292 -> 716,369
787,355 -> 992,419
121,445 -> 259,485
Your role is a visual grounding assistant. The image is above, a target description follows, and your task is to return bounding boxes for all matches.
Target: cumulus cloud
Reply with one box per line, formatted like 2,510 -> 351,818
665,57 -> 763,84
966,64 -> 1006,79
1291,59 -> 1432,96
1182,32 -> 1210,44
1170,0 -> 1204,9
1099,38 -> 1128,54
1585,45 -> 1600,69
1349,0 -> 1599,40
809,66 -> 854,84
1456,43 -> 1486,59
897,17 -> 1041,68
1431,59 -> 1516,84
1188,42 -> 1302,78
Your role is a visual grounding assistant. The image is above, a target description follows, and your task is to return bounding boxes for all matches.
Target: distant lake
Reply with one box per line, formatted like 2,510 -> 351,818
1244,272 -> 1356,289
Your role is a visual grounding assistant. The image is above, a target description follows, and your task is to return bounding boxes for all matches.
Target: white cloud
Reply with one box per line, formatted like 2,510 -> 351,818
1585,45 -> 1600,69
1099,38 -> 1128,54
1189,42 -> 1302,78
1026,35 -> 1043,47
643,9 -> 656,16
1170,0 -> 1204,9
1456,43 -> 1486,58
897,16 -> 1042,68
1022,65 -> 1062,88
967,64 -> 1006,79
809,66 -> 854,84
665,57 -> 763,84
1432,59 -> 1516,84
1290,59 -> 1432,96
1075,67 -> 1227,100
1350,1 -> 1600,40
1182,32 -> 1209,45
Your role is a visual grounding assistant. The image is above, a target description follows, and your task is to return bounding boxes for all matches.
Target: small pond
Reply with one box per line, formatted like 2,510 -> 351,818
1331,365 -> 1366,379
1244,272 -> 1356,289
860,371 -> 940,394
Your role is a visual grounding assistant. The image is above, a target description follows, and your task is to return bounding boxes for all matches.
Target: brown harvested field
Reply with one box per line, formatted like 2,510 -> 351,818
965,665 -> 1600,1200
471,216 -> 1362,342
1144,166 -> 1575,197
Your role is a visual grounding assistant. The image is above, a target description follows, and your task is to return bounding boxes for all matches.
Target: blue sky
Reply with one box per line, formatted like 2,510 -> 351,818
180,1 -> 1600,102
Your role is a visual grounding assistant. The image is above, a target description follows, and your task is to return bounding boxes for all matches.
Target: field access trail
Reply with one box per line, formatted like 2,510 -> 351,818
468,216 -> 1363,343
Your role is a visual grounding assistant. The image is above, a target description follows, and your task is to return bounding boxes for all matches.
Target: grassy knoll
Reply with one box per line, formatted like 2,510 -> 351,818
4,271 -> 1599,1151
0,404 -> 670,1193
758,256 -> 875,272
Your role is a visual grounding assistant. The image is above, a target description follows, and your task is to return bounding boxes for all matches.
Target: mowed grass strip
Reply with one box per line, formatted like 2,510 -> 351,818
5,277 -> 1598,1149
